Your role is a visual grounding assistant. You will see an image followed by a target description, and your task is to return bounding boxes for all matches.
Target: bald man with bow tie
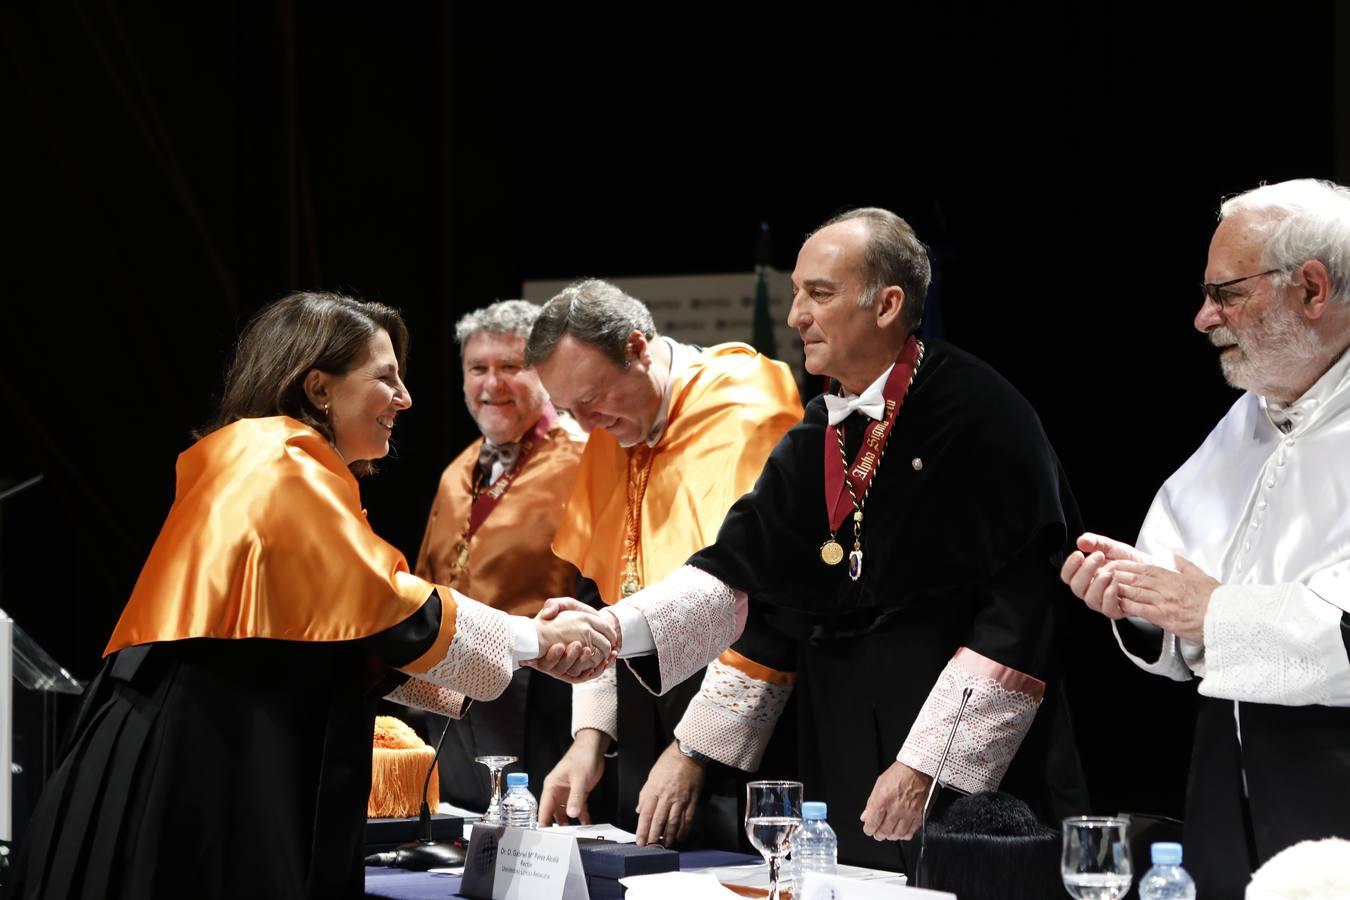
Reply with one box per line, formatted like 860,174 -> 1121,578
545,208 -> 1089,878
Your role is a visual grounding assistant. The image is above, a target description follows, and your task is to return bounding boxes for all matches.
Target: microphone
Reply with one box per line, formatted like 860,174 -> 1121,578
417,715 -> 449,843
364,716 -> 466,871
0,474 -> 43,504
914,685 -> 973,889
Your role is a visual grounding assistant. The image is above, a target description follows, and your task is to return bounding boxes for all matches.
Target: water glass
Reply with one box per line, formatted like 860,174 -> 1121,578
1061,816 -> 1132,899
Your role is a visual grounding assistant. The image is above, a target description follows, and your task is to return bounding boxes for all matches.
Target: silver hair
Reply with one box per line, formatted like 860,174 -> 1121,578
1220,178 -> 1350,305
524,279 -> 656,368
453,299 -> 541,348
811,207 -> 932,332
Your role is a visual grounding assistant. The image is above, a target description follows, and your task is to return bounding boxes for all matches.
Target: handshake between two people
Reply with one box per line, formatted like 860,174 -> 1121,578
526,597 -> 623,681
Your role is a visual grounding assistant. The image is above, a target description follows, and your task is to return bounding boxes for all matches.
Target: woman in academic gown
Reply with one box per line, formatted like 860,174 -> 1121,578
12,292 -> 615,899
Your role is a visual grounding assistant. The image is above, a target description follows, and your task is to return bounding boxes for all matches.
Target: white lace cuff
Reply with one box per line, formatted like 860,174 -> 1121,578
413,590 -> 517,702
386,678 -> 471,720
571,664 -> 618,741
673,653 -> 794,772
897,648 -> 1043,794
1200,583 -> 1350,706
621,565 -> 741,695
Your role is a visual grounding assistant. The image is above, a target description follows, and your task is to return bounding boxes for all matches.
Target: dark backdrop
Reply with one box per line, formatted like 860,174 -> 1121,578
3,2 -> 1347,823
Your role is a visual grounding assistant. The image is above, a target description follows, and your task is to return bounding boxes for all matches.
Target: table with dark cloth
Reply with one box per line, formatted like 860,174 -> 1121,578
365,848 -> 758,899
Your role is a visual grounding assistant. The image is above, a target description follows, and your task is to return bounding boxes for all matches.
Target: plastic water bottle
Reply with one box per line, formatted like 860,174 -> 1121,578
501,772 -> 538,830
793,800 -> 838,884
1138,842 -> 1196,900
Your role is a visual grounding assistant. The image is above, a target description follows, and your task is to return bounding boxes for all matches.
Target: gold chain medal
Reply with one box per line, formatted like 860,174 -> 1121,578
620,563 -> 642,598
620,443 -> 655,597
447,470 -> 484,586
449,539 -> 471,585
848,510 -> 864,580
820,337 -> 924,580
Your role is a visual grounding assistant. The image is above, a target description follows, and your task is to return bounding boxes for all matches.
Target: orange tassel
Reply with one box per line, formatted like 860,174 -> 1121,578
368,716 -> 441,818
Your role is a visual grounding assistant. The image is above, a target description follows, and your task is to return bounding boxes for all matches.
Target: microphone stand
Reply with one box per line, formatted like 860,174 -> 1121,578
0,474 -> 44,505
365,715 -> 465,870
914,685 -> 972,889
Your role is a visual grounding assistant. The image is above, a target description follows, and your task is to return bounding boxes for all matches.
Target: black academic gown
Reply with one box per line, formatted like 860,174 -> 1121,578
685,341 -> 1089,871
579,577 -> 776,851
12,598 -> 444,900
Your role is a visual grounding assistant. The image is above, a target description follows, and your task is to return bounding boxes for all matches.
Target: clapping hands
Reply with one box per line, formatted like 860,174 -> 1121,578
1061,532 -> 1219,644
1060,532 -> 1155,620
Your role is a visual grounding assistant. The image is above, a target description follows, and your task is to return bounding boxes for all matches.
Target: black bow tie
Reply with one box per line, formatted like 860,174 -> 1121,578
477,441 -> 519,477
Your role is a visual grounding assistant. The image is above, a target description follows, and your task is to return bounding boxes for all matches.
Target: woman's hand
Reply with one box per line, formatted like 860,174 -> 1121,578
530,602 -> 619,679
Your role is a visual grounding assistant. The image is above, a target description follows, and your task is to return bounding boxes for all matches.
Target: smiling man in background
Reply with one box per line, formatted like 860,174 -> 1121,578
413,299 -> 587,809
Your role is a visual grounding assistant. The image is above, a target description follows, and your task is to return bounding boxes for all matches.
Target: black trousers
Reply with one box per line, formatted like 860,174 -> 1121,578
1185,697 -> 1350,899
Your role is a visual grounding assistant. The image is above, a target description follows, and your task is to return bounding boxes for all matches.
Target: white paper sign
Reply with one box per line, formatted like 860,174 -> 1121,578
548,823 -> 638,843
619,871 -> 743,898
800,872 -> 956,899
461,824 -> 589,900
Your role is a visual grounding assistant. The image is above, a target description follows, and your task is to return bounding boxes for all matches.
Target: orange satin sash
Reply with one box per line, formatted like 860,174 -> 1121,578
415,417 -> 585,616
552,343 -> 803,605
105,416 -> 445,656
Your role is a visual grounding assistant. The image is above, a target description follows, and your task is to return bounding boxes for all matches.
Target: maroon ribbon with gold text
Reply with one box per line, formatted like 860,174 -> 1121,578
823,335 -> 920,531
465,403 -> 558,540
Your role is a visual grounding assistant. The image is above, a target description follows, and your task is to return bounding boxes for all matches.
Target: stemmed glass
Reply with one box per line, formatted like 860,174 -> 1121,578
475,755 -> 518,825
1061,816 -> 1133,899
745,780 -> 803,900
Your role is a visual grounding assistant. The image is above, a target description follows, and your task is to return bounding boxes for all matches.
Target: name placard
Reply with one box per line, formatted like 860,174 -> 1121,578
461,824 -> 589,900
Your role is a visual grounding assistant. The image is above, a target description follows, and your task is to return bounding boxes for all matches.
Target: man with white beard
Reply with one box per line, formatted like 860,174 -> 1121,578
1061,179 -> 1350,897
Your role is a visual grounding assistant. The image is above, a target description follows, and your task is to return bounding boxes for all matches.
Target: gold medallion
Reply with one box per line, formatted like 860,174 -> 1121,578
620,558 -> 643,597
819,539 -> 845,566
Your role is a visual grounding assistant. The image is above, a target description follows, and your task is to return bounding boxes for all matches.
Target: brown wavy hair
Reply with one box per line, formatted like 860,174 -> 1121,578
201,291 -> 410,476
